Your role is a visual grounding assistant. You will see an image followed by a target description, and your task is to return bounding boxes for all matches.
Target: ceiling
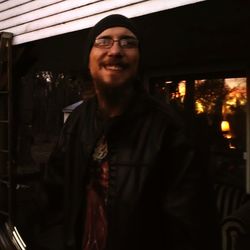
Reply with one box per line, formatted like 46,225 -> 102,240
14,0 -> 250,79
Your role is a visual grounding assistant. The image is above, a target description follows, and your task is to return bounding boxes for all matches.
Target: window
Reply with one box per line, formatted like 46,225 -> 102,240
149,76 -> 248,191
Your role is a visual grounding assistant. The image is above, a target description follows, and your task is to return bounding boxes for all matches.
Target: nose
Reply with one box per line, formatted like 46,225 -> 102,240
107,41 -> 123,56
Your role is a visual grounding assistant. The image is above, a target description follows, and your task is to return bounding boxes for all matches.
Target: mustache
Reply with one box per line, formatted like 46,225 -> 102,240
101,59 -> 128,67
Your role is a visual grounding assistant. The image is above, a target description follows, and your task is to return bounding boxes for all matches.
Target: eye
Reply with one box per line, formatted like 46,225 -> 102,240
119,39 -> 129,47
120,38 -> 139,48
95,38 -> 112,47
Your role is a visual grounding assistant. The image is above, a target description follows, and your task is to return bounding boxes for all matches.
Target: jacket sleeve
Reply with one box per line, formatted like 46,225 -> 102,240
44,133 -> 68,211
40,102 -> 84,215
36,104 -> 81,221
161,125 -> 221,250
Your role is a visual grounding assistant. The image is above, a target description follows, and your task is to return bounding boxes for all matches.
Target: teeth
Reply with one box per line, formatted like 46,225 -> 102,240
105,65 -> 123,71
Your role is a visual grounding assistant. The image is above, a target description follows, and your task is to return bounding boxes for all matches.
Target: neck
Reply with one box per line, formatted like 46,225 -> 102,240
95,83 -> 135,118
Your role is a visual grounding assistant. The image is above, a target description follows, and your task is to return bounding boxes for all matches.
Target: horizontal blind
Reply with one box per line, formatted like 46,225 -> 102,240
0,0 -> 205,45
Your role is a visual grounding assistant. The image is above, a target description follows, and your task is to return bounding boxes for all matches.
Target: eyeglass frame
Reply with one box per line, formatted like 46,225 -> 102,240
93,36 -> 139,49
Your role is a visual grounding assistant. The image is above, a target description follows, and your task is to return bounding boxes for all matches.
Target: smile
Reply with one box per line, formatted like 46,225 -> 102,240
103,63 -> 127,71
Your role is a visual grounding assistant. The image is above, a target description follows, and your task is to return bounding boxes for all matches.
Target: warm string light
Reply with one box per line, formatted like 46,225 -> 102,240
221,120 -> 230,132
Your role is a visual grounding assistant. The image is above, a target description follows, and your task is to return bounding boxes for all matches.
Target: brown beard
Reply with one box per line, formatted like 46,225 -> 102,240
95,77 -> 135,107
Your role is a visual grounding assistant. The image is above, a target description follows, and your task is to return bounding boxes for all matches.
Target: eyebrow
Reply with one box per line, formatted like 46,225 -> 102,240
96,35 -> 111,39
96,35 -> 137,40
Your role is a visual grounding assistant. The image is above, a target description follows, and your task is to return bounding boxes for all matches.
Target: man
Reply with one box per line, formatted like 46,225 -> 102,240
41,14 -> 220,250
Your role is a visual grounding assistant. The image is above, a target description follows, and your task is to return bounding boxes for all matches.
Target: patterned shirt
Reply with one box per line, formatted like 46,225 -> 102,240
82,136 -> 109,250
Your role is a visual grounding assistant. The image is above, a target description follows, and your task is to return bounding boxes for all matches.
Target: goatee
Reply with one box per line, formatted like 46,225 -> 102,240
95,79 -> 135,106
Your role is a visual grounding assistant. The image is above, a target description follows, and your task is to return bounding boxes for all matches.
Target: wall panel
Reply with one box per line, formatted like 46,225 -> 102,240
0,0 -> 205,45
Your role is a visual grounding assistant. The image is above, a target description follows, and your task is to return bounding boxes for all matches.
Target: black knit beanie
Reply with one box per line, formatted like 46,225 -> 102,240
83,14 -> 140,80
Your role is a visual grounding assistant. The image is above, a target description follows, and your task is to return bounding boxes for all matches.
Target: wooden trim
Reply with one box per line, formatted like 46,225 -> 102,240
246,76 -> 250,193
0,0 -> 205,45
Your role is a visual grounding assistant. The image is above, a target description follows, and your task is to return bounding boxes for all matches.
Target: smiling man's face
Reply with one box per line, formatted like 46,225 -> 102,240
88,27 -> 139,89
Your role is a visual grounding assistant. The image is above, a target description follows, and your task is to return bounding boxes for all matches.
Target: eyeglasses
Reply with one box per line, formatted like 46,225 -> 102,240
94,37 -> 139,49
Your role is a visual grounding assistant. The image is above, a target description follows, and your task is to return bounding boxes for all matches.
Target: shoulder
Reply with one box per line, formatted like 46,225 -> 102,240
63,97 -> 96,133
141,93 -> 184,129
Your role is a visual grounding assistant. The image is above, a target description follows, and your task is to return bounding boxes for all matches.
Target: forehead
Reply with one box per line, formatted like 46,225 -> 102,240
96,27 -> 136,38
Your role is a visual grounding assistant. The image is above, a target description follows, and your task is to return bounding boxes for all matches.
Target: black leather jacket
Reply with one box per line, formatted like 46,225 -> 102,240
44,92 -> 220,250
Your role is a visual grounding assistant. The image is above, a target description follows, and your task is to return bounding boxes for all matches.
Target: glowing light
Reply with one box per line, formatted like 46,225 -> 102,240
221,120 -> 230,132
178,81 -> 186,96
195,101 -> 204,114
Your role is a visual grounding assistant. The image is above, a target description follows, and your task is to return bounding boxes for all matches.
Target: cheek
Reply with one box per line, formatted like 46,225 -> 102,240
88,57 -> 95,75
88,49 -> 101,73
131,53 -> 140,71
